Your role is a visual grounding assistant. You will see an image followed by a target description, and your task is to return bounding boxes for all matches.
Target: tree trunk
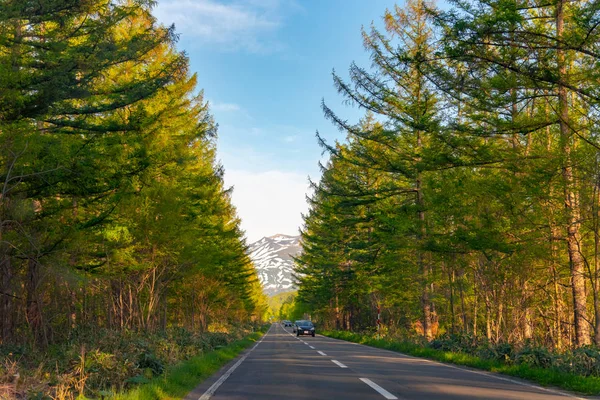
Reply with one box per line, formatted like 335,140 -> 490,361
473,286 -> 478,336
523,281 -> 533,341
556,0 -> 590,347
448,266 -> 456,334
594,181 -> 600,345
417,151 -> 433,340
0,256 -> 13,343
26,258 -> 47,347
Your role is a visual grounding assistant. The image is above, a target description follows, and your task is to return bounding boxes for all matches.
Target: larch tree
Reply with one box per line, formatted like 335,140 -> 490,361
319,0 -> 442,340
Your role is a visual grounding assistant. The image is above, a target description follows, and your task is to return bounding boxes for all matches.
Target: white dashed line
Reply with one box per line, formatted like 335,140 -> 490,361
322,334 -> 583,400
318,351 -> 327,356
331,360 -> 348,368
360,378 -> 398,399
309,346 -> 315,349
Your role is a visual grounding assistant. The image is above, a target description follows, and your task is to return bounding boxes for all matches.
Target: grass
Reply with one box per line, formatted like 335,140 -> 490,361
322,330 -> 600,395
111,330 -> 264,400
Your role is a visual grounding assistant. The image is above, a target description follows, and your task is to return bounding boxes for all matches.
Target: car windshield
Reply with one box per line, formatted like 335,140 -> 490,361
299,321 -> 313,327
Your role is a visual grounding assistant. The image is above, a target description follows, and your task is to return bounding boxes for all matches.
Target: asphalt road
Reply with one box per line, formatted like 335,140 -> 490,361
186,323 -> 591,400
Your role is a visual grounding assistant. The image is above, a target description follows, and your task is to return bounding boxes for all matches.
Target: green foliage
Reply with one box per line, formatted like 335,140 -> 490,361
137,354 -> 164,377
0,4 -> 266,400
0,0 -> 264,354
298,0 -> 600,353
267,291 -> 296,318
112,331 -> 265,400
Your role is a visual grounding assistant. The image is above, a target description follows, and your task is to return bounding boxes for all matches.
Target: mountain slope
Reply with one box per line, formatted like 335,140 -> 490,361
248,234 -> 301,296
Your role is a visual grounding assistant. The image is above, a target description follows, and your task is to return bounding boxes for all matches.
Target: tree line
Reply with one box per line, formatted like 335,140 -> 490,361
296,0 -> 600,349
0,0 -> 266,348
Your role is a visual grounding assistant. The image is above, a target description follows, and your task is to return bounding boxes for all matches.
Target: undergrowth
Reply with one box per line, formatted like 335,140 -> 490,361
0,324 -> 265,399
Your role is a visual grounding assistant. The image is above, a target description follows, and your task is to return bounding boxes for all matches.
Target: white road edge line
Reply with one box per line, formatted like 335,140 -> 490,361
198,326 -> 270,400
318,351 -> 327,356
309,346 -> 315,349
436,362 -> 585,399
331,359 -> 348,368
320,335 -> 584,399
360,378 -> 398,400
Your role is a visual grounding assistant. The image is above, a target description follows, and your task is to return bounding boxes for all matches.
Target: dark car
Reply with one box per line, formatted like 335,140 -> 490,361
282,320 -> 292,327
295,320 -> 315,337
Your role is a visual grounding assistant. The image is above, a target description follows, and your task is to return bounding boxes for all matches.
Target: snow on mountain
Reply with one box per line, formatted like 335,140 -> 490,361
248,234 -> 301,296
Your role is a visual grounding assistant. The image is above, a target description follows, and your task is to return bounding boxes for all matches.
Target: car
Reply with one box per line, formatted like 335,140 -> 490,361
282,320 -> 292,327
295,320 -> 315,337
292,320 -> 302,333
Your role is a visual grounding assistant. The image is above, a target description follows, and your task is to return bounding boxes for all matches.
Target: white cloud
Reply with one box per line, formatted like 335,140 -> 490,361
210,101 -> 241,112
154,0 -> 297,52
217,144 -> 273,171
223,169 -> 310,243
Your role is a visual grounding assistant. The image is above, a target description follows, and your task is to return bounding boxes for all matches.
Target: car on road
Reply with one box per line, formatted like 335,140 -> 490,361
295,320 -> 315,337
282,320 -> 292,327
292,320 -> 302,333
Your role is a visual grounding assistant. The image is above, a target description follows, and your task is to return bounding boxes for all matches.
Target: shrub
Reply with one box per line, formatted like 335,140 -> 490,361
137,353 -> 164,376
514,346 -> 555,369
477,342 -> 513,363
557,347 -> 600,377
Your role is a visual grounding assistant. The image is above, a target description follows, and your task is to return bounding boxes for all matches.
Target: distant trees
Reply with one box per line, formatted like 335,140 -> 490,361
297,0 -> 600,348
0,0 -> 265,347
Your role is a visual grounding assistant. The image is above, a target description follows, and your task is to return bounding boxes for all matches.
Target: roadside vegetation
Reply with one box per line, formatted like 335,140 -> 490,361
293,0 -> 600,395
2,327 -> 265,399
110,330 -> 264,400
323,330 -> 600,395
0,1 -> 267,399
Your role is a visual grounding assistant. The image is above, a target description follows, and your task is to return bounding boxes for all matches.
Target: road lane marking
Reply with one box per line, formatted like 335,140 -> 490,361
432,362 -> 585,399
318,351 -> 327,356
321,335 -> 583,400
199,326 -> 270,400
251,332 -> 268,351
309,346 -> 315,349
200,354 -> 249,400
331,360 -> 348,368
360,378 -> 398,400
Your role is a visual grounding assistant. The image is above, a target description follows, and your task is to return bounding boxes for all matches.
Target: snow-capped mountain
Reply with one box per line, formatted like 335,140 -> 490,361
248,234 -> 301,296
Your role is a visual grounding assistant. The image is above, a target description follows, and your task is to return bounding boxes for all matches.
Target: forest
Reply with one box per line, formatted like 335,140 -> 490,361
295,0 -> 600,352
6,0 -> 600,395
0,0 -> 267,397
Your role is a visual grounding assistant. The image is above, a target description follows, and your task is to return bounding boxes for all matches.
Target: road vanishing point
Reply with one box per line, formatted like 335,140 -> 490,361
186,323 -> 592,400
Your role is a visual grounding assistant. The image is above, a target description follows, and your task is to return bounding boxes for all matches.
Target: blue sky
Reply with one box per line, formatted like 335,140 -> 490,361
154,0 -> 399,242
